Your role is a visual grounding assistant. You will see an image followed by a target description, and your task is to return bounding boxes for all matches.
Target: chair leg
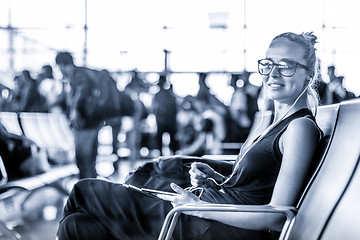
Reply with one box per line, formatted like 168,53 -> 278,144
158,210 -> 180,240
165,212 -> 180,240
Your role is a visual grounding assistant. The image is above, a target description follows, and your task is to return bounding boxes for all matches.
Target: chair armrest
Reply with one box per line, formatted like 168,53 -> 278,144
158,204 -> 298,240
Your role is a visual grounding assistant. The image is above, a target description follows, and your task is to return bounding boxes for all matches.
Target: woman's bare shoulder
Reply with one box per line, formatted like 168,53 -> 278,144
287,116 -> 320,138
279,116 -> 321,154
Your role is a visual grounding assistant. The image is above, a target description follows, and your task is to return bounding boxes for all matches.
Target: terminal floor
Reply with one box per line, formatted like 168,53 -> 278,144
2,159 -> 146,240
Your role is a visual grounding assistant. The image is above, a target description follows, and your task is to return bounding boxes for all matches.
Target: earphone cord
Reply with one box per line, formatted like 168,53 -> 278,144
206,83 -> 310,187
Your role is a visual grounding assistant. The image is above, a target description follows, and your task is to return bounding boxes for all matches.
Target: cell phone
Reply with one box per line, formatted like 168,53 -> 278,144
122,183 -> 178,198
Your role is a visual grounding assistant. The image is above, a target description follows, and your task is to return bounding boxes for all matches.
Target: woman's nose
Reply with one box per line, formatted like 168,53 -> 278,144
270,65 -> 281,78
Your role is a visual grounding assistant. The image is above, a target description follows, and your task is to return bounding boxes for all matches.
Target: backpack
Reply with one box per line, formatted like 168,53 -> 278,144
83,68 -> 135,120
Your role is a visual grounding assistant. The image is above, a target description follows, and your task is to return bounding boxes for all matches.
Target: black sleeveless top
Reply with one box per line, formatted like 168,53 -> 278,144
200,108 -> 321,205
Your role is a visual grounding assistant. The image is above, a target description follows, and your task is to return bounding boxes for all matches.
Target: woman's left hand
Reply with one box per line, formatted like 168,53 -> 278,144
158,183 -> 203,208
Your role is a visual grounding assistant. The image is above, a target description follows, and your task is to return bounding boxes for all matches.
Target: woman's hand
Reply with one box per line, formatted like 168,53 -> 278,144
158,183 -> 203,208
189,162 -> 215,187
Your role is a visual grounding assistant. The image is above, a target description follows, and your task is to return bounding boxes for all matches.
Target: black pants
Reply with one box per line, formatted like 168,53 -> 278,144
57,179 -> 272,240
73,127 -> 100,179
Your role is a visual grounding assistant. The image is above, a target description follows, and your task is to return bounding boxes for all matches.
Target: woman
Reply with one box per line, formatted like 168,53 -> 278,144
56,32 -> 322,240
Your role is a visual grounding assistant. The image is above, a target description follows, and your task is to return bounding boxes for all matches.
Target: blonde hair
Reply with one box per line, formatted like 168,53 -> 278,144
270,32 -> 319,115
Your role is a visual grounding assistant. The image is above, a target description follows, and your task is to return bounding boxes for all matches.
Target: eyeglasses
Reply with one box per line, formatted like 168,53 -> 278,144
258,59 -> 310,77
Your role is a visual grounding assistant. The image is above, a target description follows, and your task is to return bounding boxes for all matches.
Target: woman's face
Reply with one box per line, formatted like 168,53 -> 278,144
263,38 -> 309,105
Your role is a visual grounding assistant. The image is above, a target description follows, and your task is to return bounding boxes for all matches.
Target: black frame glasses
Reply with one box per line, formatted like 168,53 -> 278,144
258,59 -> 310,77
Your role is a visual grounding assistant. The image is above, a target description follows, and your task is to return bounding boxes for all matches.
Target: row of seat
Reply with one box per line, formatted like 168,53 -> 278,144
0,112 -> 78,191
0,111 -> 75,154
0,112 -> 79,239
159,98 -> 360,240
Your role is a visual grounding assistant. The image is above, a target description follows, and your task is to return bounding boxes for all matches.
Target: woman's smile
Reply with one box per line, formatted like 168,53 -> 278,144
267,82 -> 285,89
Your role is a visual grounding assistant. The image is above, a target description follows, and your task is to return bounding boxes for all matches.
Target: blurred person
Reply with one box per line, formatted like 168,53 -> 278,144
99,70 -> 135,157
56,32 -> 323,240
195,72 -> 227,116
7,75 -> 22,112
10,74 -> 30,112
327,65 -> 338,82
0,83 -> 15,112
183,72 -> 228,154
175,96 -> 199,152
176,96 -> 226,156
327,75 -> 356,103
124,70 -> 149,94
152,75 -> 179,155
16,70 -> 47,112
225,72 -> 260,143
104,118 -> 122,156
123,70 -> 150,160
38,64 -> 64,113
55,51 -> 103,179
326,67 -> 356,103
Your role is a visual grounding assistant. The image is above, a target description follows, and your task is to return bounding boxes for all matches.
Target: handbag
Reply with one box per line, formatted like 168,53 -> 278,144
84,69 -> 134,120
124,155 -> 234,192
124,156 -> 192,192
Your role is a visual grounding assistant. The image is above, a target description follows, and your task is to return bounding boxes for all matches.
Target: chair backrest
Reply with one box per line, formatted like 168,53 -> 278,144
296,103 -> 340,208
320,155 -> 360,239
47,113 -> 74,151
18,112 -> 47,148
18,112 -> 74,151
0,112 -> 23,136
288,99 -> 360,240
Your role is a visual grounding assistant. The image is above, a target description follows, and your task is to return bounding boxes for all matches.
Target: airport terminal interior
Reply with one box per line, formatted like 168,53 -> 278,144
1,0 -> 359,239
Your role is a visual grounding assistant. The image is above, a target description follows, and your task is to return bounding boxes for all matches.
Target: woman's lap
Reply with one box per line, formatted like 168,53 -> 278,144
59,178 -> 172,239
58,212 -> 116,240
58,178 -> 272,240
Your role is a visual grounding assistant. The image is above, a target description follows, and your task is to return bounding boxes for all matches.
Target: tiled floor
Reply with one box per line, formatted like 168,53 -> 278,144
0,158 -> 148,240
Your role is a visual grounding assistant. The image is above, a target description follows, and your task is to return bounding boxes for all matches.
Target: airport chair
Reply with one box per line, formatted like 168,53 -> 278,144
159,99 -> 360,240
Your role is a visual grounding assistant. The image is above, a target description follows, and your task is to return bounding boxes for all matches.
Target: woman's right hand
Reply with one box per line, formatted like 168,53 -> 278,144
189,162 -> 215,187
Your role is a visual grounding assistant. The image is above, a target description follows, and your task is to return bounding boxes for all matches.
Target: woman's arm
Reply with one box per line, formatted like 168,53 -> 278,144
270,117 -> 320,206
167,117 -> 321,231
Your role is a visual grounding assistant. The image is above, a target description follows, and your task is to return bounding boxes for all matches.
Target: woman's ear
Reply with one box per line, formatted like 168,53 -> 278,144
304,76 -> 312,87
